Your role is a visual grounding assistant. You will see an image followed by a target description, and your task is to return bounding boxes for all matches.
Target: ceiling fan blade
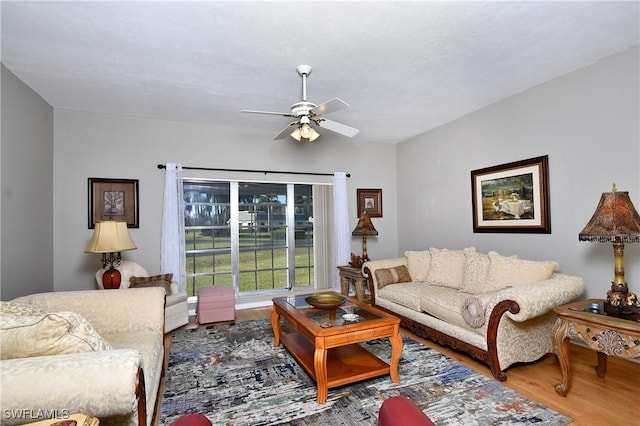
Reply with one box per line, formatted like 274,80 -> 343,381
273,122 -> 298,140
310,98 -> 350,116
242,109 -> 294,117
316,119 -> 359,137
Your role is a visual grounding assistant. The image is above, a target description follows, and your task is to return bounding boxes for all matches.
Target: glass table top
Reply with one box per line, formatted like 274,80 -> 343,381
281,293 -> 383,328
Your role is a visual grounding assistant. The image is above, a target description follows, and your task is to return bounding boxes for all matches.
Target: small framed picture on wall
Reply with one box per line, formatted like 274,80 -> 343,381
88,178 -> 139,228
357,188 -> 382,218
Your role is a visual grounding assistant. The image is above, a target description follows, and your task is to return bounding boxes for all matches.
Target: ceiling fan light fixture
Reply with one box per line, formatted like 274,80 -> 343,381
290,121 -> 320,142
300,123 -> 312,138
290,127 -> 302,141
308,127 -> 320,142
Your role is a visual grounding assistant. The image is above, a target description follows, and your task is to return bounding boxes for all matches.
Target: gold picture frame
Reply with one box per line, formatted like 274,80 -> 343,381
88,178 -> 139,229
471,155 -> 550,233
357,188 -> 383,218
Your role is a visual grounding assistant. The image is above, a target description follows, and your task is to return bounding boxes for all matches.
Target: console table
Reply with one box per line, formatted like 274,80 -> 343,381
552,299 -> 640,396
338,265 -> 368,302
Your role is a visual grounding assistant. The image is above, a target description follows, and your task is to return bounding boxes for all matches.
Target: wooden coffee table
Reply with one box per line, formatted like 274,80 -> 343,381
271,291 -> 402,403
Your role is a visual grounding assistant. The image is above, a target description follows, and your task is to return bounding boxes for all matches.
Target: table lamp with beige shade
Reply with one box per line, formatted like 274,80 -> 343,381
85,220 -> 137,289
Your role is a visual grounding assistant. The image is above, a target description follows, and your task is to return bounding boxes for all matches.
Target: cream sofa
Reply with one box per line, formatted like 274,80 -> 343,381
95,260 -> 189,333
0,287 -> 165,426
363,247 -> 585,381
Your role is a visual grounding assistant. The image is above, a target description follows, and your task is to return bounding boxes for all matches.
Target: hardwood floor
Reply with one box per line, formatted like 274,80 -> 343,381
155,307 -> 638,425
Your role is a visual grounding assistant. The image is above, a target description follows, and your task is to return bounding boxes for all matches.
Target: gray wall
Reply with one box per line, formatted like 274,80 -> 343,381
396,46 -> 640,300
2,47 -> 638,301
1,65 -> 54,299
52,110 -> 398,292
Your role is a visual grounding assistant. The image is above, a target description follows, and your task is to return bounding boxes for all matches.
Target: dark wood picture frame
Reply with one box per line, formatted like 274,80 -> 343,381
357,188 -> 383,218
88,178 -> 139,229
471,155 -> 550,233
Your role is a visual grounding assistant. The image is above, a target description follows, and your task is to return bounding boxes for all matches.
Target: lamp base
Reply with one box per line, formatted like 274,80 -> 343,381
604,286 -> 640,321
102,268 -> 122,289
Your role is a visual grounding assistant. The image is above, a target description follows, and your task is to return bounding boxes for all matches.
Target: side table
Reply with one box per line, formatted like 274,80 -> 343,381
552,298 -> 640,396
338,265 -> 368,302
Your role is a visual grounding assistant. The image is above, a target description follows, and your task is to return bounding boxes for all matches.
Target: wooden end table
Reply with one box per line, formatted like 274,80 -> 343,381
338,265 -> 368,302
271,292 -> 402,403
552,299 -> 640,396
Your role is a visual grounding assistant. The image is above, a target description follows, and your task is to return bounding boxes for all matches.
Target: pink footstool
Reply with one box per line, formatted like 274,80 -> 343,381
196,285 -> 235,324
378,396 -> 435,426
171,413 -> 212,426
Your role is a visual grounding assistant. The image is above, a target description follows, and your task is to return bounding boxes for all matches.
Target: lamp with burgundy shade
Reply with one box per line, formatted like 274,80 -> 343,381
85,221 -> 137,289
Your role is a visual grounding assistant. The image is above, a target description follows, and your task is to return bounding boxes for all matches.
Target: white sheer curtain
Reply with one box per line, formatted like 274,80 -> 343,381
332,172 -> 350,291
161,163 -> 186,292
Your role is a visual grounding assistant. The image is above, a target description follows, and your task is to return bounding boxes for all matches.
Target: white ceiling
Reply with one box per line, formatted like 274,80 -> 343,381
2,1 -> 639,145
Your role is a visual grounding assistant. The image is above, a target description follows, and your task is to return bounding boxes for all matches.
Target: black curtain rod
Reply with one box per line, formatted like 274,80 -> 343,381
157,164 -> 350,178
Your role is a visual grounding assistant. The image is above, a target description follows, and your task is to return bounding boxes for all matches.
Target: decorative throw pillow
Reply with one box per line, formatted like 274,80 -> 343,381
404,250 -> 431,282
461,290 -> 501,328
461,247 -> 490,294
375,265 -> 412,289
426,248 -> 466,289
483,251 -> 559,292
129,273 -> 173,294
0,301 -> 112,360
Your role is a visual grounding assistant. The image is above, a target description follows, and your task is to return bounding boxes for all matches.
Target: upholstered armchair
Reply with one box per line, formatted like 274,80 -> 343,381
96,260 -> 189,333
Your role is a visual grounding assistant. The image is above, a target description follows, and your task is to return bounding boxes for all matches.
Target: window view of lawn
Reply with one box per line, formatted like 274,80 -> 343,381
184,180 -> 315,298
185,229 -> 313,297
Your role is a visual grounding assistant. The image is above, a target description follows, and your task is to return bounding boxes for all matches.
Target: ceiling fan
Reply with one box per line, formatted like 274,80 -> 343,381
242,65 -> 359,142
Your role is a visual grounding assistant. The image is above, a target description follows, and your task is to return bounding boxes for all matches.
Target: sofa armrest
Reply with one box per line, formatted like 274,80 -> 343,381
0,349 -> 144,425
485,273 -> 585,322
12,287 -> 165,335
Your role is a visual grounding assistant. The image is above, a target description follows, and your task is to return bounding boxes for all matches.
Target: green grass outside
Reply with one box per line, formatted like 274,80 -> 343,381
185,230 -> 314,297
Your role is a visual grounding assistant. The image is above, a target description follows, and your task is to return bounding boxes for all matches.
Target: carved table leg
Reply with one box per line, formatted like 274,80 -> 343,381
389,332 -> 403,383
314,346 -> 328,403
271,307 -> 281,347
355,277 -> 365,302
554,319 -> 571,396
595,351 -> 608,378
340,276 -> 350,296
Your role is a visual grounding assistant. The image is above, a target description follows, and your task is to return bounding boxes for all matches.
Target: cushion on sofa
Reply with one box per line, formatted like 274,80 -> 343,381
419,287 -> 475,331
404,250 -> 431,282
377,282 -> 424,311
0,301 -> 113,360
375,265 -> 412,289
483,251 -> 559,292
129,273 -> 173,293
461,247 -> 490,294
426,248 -> 466,289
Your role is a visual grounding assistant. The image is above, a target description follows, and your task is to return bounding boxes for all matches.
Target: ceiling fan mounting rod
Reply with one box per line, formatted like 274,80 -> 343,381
297,65 -> 312,101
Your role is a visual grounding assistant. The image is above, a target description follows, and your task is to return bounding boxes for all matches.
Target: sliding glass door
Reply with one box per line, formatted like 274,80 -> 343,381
183,180 -> 315,297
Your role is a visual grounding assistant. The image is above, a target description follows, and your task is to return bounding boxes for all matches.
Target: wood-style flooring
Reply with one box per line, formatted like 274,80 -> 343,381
154,307 -> 639,426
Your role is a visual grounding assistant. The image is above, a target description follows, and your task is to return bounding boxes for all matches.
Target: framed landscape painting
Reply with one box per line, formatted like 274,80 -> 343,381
88,178 -> 139,228
471,155 -> 550,233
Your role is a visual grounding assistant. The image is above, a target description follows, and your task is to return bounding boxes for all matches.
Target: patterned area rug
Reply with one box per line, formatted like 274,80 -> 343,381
160,319 -> 571,425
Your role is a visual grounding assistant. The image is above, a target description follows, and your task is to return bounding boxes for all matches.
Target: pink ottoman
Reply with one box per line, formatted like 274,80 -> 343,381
196,285 -> 235,324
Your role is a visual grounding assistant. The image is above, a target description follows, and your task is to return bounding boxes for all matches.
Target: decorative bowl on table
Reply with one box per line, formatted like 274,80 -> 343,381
305,294 -> 346,310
